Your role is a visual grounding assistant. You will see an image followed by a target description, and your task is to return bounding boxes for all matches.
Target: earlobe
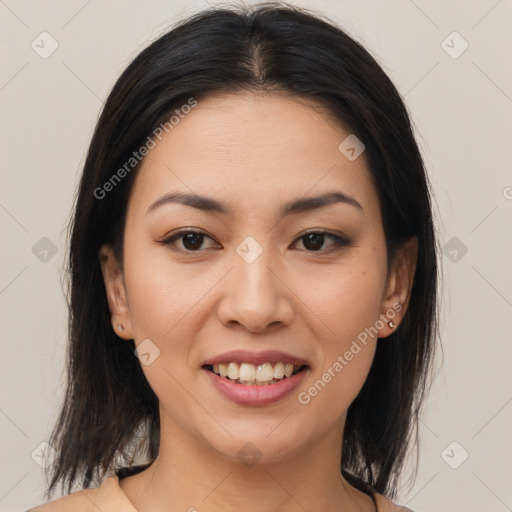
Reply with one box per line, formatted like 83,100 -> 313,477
378,237 -> 418,338
98,244 -> 133,339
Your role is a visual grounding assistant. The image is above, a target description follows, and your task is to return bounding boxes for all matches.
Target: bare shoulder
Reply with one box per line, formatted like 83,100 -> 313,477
26,487 -> 99,512
374,491 -> 415,512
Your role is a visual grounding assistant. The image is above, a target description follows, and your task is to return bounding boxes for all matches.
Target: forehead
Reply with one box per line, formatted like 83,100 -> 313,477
128,92 -> 379,219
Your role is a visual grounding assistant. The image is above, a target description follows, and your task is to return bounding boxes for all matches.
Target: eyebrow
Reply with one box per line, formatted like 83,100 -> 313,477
146,190 -> 363,217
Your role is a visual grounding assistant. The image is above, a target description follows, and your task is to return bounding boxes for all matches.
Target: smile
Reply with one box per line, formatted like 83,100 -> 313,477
202,363 -> 309,406
204,361 -> 306,385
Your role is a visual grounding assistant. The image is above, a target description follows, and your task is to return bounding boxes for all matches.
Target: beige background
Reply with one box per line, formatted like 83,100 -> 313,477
1,1 -> 511,511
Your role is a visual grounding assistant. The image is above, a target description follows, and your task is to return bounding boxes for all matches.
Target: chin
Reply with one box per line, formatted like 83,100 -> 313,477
200,423 -> 308,465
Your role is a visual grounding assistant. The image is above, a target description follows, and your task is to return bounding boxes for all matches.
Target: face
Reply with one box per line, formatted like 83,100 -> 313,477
99,92 -> 416,464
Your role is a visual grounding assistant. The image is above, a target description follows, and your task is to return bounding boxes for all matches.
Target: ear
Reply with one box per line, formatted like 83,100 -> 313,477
377,236 -> 418,338
98,244 -> 133,339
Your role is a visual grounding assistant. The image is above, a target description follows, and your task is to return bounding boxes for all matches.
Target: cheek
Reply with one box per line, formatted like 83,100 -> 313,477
296,342 -> 376,433
121,244 -> 207,416
121,240 -> 225,394
294,273 -> 380,423
291,254 -> 384,416
123,238 -> 210,339
293,253 -> 386,345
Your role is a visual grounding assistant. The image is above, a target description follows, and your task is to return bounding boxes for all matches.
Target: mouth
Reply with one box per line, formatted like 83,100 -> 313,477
201,349 -> 311,405
202,362 -> 309,386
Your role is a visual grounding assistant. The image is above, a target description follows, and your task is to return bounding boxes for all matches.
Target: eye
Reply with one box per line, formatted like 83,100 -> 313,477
292,230 -> 352,253
159,229 -> 218,252
159,229 -> 352,254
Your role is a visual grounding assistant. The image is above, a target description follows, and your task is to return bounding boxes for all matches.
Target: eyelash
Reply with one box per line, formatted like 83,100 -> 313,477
159,229 -> 352,255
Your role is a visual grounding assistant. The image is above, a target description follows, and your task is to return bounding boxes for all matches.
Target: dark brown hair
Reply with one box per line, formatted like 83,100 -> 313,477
45,1 -> 439,501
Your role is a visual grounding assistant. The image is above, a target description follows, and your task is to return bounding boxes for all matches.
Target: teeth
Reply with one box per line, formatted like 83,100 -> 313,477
273,362 -> 285,379
218,363 -> 228,378
227,362 -> 239,380
239,363 -> 256,383
209,361 -> 303,385
257,363 -> 274,382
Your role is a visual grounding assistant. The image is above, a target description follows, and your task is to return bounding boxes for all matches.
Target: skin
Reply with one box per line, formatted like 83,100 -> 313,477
99,92 -> 417,512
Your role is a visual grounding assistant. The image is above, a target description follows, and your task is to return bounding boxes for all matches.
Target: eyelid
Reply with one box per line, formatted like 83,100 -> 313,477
296,227 -> 350,240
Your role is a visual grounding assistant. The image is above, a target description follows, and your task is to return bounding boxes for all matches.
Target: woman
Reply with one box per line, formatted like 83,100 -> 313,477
29,2 -> 438,511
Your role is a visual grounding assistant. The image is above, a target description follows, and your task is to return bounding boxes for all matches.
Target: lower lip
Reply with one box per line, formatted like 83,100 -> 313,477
202,367 -> 309,406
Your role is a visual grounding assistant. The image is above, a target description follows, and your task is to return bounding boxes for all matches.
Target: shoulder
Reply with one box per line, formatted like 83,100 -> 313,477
26,474 -> 137,512
26,487 -> 99,512
374,491 -> 416,512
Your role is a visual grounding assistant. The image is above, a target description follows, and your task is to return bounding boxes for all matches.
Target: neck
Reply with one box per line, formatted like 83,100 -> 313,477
120,411 -> 375,512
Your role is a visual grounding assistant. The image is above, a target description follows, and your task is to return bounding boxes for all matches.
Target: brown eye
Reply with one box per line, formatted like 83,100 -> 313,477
293,231 -> 352,253
302,232 -> 326,251
160,229 -> 351,255
160,230 -> 217,252
180,232 -> 206,251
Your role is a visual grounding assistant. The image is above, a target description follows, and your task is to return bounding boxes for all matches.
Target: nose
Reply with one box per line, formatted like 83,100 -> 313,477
216,246 -> 294,333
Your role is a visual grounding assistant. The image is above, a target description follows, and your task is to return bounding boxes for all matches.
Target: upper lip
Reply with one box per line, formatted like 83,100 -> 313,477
202,349 -> 309,367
